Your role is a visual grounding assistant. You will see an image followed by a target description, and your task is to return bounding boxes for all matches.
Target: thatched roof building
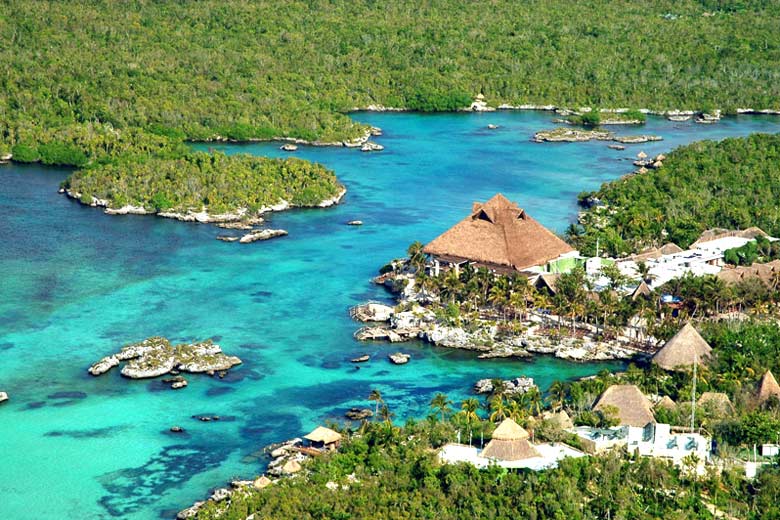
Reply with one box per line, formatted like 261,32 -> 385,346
423,194 -> 575,272
630,280 -> 653,301
481,418 -> 541,461
757,370 -> 780,405
691,227 -> 769,247
652,323 -> 712,371
593,385 -> 655,427
697,392 -> 734,416
717,260 -> 780,287
534,272 -> 561,295
304,426 -> 342,447
655,395 -> 677,411
627,242 -> 682,262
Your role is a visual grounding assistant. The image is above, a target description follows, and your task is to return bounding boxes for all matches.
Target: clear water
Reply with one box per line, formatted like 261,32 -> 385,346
1,111 -> 778,519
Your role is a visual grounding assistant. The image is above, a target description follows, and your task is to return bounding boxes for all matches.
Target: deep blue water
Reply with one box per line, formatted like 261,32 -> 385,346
1,111 -> 779,519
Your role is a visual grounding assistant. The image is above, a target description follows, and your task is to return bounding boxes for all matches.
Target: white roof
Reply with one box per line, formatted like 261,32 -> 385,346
438,442 -> 585,471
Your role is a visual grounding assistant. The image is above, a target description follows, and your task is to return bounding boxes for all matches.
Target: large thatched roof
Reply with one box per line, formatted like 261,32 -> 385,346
593,385 -> 655,427
718,260 -> 780,287
304,426 -> 342,444
481,419 -> 539,461
423,194 -> 574,271
652,323 -> 712,371
630,280 -> 652,301
757,370 -> 780,404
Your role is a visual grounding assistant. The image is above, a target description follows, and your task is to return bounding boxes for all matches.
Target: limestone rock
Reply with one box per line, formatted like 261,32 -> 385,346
88,355 -> 120,376
360,141 -> 384,152
280,143 -> 298,151
388,352 -> 410,365
345,407 -> 373,420
0,391 -> 8,404
347,220 -> 363,226
239,229 -> 288,243
350,354 -> 370,363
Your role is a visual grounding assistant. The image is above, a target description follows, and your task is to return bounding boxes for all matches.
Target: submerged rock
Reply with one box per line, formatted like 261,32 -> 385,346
216,235 -> 240,242
350,354 -> 370,363
88,337 -> 242,380
345,407 -> 373,420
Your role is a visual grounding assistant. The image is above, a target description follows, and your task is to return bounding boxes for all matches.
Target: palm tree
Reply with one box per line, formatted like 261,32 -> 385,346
407,241 -> 427,272
458,398 -> 481,443
379,404 -> 394,424
368,389 -> 383,419
547,381 -> 567,412
488,394 -> 509,422
524,388 -> 544,416
429,392 -> 452,422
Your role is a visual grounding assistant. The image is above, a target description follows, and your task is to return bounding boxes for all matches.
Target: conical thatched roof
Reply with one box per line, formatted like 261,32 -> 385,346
423,194 -> 574,272
481,419 -> 539,461
542,410 -> 574,429
593,385 -> 655,427
659,242 -> 683,255
652,323 -> 712,371
253,476 -> 273,489
304,426 -> 342,445
631,280 -> 652,301
655,395 -> 677,411
757,370 -> 780,404
491,418 -> 530,440
697,392 -> 733,415
282,459 -> 302,474
637,151 -> 647,159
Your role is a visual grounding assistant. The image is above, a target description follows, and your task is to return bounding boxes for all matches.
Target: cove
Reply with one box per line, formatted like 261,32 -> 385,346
1,111 -> 780,519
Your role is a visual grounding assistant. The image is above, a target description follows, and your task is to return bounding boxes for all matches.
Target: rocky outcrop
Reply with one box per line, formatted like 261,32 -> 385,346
350,354 -> 370,363
89,337 -> 241,380
280,143 -> 298,151
318,188 -> 347,208
388,352 -> 410,365
474,377 -> 536,395
0,391 -> 8,404
347,220 -> 363,226
239,229 -> 288,243
533,128 -> 662,144
345,407 -> 373,420
350,302 -> 395,322
360,141 -> 384,152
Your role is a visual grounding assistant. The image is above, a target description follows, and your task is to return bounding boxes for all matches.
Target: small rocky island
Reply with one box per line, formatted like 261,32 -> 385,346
533,127 -> 662,144
88,337 -> 242,380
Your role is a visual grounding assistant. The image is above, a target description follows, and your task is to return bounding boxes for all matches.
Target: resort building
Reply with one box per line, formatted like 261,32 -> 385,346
438,418 -> 586,471
569,423 -> 711,471
617,228 -> 778,289
652,323 -> 712,372
593,384 -> 656,427
424,194 -> 578,276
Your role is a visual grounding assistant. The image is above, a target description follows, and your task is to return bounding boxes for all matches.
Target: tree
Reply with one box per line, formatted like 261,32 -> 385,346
429,393 -> 452,422
407,241 -> 427,272
368,389 -> 383,420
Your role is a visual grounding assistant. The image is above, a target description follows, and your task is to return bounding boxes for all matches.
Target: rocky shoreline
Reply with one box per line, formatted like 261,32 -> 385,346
351,282 -> 650,363
63,187 -> 347,226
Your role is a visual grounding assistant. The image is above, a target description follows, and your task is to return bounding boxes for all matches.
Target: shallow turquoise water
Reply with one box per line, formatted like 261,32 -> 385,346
1,111 -> 779,519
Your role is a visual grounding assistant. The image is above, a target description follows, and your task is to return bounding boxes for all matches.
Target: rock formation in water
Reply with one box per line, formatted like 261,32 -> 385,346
88,337 -> 242,380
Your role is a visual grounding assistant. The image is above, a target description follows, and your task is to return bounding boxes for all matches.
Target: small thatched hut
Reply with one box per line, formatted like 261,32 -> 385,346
304,426 -> 343,450
534,272 -> 561,295
593,385 -> 655,427
481,418 -> 541,461
652,323 -> 712,371
757,370 -> 780,405
630,280 -> 653,301
697,392 -> 734,416
654,395 -> 677,411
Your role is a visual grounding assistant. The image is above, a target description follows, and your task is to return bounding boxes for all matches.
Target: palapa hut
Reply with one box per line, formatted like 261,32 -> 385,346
659,242 -> 684,255
637,151 -> 647,159
757,370 -> 780,405
253,476 -> 273,489
655,395 -> 677,411
593,385 -> 655,427
697,392 -> 734,416
534,272 -> 561,295
424,194 -> 576,274
630,280 -> 653,301
481,418 -> 541,461
652,323 -> 712,371
304,426 -> 342,451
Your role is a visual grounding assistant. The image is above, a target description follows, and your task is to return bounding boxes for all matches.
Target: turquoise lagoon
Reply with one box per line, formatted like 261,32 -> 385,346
1,111 -> 779,519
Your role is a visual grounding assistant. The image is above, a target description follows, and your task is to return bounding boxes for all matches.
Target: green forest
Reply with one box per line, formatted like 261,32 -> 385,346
570,133 -> 780,256
2,0 -> 780,151
65,153 -> 342,214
